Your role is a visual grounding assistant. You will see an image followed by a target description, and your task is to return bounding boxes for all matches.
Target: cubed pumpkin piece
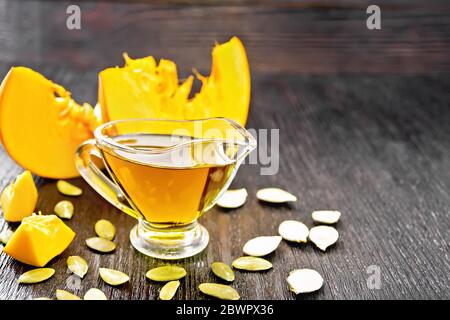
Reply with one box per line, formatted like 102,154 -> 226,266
0,171 -> 38,222
3,214 -> 75,267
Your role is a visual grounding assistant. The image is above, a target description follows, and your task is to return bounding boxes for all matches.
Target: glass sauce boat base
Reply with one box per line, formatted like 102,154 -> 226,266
129,220 -> 209,259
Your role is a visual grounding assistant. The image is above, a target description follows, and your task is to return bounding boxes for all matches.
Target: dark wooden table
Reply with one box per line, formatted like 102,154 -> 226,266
0,0 -> 449,300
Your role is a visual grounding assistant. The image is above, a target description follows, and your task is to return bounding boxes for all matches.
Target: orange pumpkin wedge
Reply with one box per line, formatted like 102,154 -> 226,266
99,55 -> 193,122
99,36 -> 250,126
0,67 -> 100,179
0,170 -> 38,222
186,36 -> 251,126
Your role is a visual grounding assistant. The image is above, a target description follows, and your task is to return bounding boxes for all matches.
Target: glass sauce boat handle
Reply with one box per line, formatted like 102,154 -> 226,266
75,139 -> 140,220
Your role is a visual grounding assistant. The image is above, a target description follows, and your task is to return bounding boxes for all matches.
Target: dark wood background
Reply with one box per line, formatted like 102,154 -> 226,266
0,0 -> 449,300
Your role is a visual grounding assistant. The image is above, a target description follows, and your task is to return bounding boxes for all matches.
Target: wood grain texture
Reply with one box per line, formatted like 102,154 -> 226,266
0,0 -> 450,300
0,0 -> 450,74
1,71 -> 449,300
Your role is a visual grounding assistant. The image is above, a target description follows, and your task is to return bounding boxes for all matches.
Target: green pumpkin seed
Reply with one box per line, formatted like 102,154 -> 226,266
54,200 -> 74,219
198,283 -> 240,300
84,288 -> 107,300
0,228 -> 14,244
17,268 -> 55,284
146,266 -> 186,282
67,256 -> 88,278
86,237 -> 116,253
211,262 -> 235,282
232,257 -> 273,271
99,268 -> 130,286
56,180 -> 82,196
94,219 -> 116,240
56,289 -> 81,300
159,280 -> 180,300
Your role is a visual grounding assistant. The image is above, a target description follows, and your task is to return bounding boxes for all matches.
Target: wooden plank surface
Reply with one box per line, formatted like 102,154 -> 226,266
0,0 -> 450,300
1,0 -> 450,74
1,71 -> 449,300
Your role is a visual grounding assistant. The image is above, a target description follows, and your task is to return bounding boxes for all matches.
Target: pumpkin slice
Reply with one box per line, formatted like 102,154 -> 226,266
98,36 -> 250,126
186,36 -> 250,126
3,214 -> 76,267
0,170 -> 38,222
99,55 -> 193,122
0,67 -> 100,179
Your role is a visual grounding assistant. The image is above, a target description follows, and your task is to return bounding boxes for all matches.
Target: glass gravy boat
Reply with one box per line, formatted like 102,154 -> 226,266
75,118 -> 256,259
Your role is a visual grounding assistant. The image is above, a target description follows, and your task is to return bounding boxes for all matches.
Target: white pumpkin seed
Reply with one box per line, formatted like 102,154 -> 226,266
287,269 -> 324,294
199,283 -> 240,300
243,236 -> 282,256
232,256 -> 273,271
86,237 -> 116,253
0,228 -> 14,244
56,289 -> 81,300
159,280 -> 180,300
312,210 -> 341,224
67,256 -> 88,278
146,266 -> 186,282
56,180 -> 82,196
256,188 -> 297,203
211,262 -> 235,282
17,268 -> 55,284
278,220 -> 309,243
95,219 -> 116,240
309,226 -> 339,251
84,288 -> 107,300
216,188 -> 248,209
34,297 -> 52,300
99,268 -> 130,286
54,200 -> 74,219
